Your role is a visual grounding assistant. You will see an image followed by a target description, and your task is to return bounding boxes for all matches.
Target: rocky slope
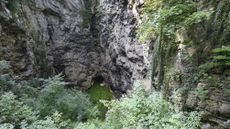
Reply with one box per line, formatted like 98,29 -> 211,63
0,0 -> 149,94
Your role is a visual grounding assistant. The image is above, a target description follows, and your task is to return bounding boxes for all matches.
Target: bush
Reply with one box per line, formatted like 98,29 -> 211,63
0,60 -> 98,124
0,75 -> 97,129
0,91 -> 70,129
75,82 -> 201,129
20,112 -> 70,129
32,75 -> 98,121
0,92 -> 38,127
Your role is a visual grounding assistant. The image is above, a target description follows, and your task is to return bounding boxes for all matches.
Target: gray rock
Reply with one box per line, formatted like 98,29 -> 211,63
0,0 -> 150,94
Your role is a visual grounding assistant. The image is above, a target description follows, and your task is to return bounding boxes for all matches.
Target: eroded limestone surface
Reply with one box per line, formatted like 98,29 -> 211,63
0,0 -> 150,94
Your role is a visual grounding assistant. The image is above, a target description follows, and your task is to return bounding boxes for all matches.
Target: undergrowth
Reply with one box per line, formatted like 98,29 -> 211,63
0,60 -> 201,129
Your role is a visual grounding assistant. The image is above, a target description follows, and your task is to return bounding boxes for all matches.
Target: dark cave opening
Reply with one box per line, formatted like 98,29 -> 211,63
92,75 -> 104,84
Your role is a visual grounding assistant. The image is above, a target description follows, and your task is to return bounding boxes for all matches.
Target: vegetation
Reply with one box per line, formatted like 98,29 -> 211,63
138,0 -> 212,42
0,0 -> 228,128
0,0 -> 21,13
0,60 -> 201,129
0,92 -> 71,129
76,82 -> 201,129
0,0 -> 33,13
87,83 -> 113,119
0,60 -> 98,128
32,75 -> 98,121
139,0 -> 215,93
200,46 -> 230,72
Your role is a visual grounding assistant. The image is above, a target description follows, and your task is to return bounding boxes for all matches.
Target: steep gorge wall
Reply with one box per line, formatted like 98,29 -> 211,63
150,1 -> 230,128
0,0 -> 149,94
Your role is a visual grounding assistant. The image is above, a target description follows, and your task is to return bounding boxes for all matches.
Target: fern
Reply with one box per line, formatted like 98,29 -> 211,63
200,46 -> 230,72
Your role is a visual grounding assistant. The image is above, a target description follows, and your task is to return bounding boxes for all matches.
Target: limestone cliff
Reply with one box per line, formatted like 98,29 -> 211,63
0,0 -> 149,94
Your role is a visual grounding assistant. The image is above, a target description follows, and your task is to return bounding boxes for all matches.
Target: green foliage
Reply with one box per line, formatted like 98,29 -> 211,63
213,46 -> 230,55
0,123 -> 14,129
95,6 -> 102,17
87,83 -> 113,119
0,92 -> 38,127
0,0 -> 22,13
138,0 -> 212,42
25,75 -> 99,121
6,0 -> 21,12
200,46 -> 230,72
0,92 -> 71,129
142,0 -> 162,14
184,11 -> 212,28
76,82 -> 201,129
20,112 -> 70,129
74,119 -> 107,129
0,0 -> 33,13
137,20 -> 156,43
0,61 -> 99,128
0,61 -> 201,129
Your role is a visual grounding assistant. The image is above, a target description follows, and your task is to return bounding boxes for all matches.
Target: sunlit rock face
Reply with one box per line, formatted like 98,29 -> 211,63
0,0 -> 150,93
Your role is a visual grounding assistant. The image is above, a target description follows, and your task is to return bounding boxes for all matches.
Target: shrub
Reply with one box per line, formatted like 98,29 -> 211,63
0,60 -> 98,123
0,92 -> 70,129
32,75 -> 99,121
76,82 -> 201,129
0,92 -> 38,127
20,112 -> 70,129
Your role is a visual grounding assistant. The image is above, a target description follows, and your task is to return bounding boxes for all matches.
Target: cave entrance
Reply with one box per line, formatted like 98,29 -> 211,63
92,75 -> 104,84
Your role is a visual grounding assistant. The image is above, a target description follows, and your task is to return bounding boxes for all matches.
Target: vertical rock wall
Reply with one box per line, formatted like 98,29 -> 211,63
0,0 -> 150,93
98,0 -> 150,94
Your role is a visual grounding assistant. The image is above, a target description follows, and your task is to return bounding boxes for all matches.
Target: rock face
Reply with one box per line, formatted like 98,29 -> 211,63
0,0 -> 149,93
98,0 -> 149,94
151,1 -> 230,128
